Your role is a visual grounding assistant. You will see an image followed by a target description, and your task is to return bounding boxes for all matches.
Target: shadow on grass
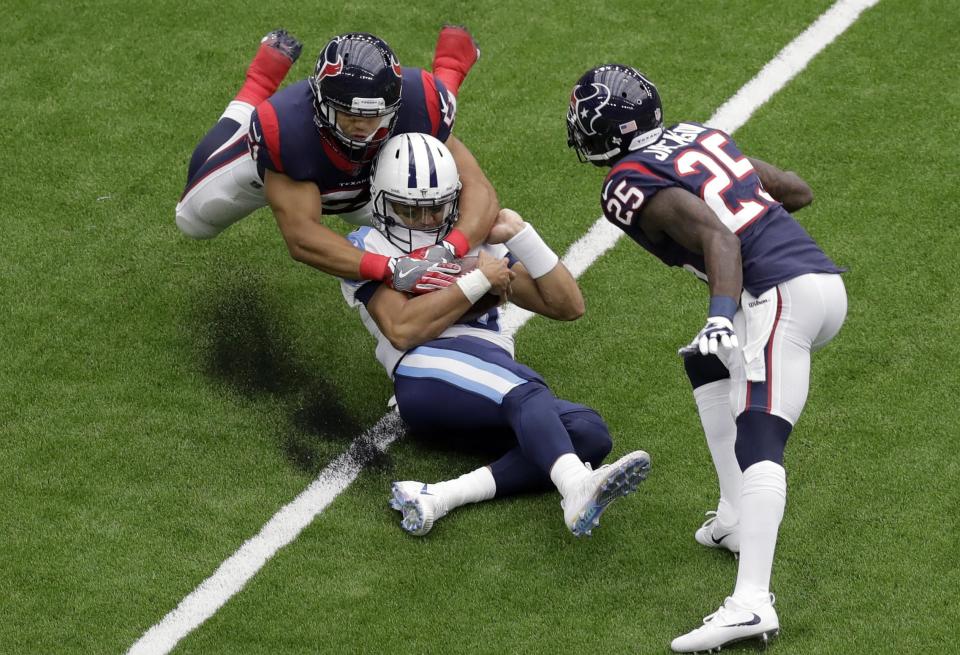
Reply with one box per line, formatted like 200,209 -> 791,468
186,266 -> 392,475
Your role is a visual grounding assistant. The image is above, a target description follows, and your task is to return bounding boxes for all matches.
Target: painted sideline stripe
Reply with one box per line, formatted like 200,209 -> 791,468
128,1 -> 879,652
127,412 -> 405,655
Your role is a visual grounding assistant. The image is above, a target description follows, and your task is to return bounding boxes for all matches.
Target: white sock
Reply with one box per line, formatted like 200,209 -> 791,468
428,466 -> 496,511
693,380 -> 741,526
733,460 -> 786,607
549,453 -> 590,498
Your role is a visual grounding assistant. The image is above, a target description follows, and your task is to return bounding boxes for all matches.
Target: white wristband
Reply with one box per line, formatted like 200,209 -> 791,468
455,269 -> 492,303
504,223 -> 559,279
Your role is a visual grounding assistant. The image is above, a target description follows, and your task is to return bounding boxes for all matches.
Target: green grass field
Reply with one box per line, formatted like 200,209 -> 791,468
3,0 -> 959,653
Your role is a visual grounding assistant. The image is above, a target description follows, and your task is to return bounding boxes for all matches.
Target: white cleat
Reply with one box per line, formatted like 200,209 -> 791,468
670,595 -> 779,653
389,481 -> 448,536
694,511 -> 740,554
562,450 -> 650,536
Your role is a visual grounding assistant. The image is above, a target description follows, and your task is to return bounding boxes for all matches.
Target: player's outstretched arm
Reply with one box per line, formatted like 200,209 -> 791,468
366,253 -> 513,351
639,187 -> 743,358
748,157 -> 814,213
444,135 -> 500,255
265,169 -> 447,286
488,209 -> 585,321
265,170 -> 369,277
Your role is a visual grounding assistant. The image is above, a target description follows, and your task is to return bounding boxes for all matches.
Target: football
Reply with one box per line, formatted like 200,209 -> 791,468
456,255 -> 479,274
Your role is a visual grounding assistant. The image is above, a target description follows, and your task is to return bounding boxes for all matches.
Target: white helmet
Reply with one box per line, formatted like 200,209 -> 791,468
369,133 -> 461,252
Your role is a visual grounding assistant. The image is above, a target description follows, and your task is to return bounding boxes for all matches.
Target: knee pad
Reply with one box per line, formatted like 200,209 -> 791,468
684,353 -> 730,390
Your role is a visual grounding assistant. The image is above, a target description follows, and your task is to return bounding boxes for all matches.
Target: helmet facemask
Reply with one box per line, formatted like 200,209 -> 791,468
373,189 -> 460,252
312,89 -> 400,163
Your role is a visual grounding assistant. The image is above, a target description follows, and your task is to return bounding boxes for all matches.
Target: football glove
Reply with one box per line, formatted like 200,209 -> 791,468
409,243 -> 458,265
387,254 -> 461,294
678,316 -> 739,358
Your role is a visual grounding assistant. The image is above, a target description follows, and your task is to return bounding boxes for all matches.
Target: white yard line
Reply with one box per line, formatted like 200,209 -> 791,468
128,1 -> 879,652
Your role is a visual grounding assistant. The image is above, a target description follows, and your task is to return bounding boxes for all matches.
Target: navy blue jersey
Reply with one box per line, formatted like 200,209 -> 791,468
247,67 -> 455,215
602,122 -> 842,295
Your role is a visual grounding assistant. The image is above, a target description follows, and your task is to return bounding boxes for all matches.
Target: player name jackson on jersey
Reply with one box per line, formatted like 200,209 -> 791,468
341,226 -> 513,377
247,68 -> 457,217
601,122 -> 843,296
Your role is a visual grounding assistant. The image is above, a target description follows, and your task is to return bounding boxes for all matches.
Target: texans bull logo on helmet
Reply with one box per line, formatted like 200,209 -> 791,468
568,82 -> 612,137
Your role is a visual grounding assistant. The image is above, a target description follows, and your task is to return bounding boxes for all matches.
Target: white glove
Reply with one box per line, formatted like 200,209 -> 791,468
678,316 -> 739,358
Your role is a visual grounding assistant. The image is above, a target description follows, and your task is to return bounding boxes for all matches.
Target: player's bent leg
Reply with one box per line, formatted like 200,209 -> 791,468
557,404 -> 653,537
670,595 -> 779,653
488,448 -> 552,496
556,401 -> 613,468
486,402 -> 613,498
501,381 -> 580,473
236,29 -> 302,106
176,148 -> 267,239
432,24 -> 480,96
187,115 -> 247,187
181,29 -> 299,226
395,337 -> 647,536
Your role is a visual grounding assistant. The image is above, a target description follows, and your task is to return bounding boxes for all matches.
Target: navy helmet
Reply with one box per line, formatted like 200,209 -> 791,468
567,64 -> 664,166
309,33 -> 403,162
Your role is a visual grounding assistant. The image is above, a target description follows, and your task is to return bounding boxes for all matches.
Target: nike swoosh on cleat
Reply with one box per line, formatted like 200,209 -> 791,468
711,532 -> 732,545
721,613 -> 761,627
420,484 -> 433,495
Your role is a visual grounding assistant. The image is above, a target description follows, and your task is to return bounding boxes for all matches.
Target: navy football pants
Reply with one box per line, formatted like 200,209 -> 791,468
394,337 -> 613,497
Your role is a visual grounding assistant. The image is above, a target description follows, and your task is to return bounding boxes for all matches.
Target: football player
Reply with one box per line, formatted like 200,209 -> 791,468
176,26 -> 496,293
341,133 -> 651,537
566,65 -> 847,652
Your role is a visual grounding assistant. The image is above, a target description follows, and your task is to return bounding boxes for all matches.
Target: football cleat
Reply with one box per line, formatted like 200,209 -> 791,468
561,450 -> 650,536
694,511 -> 740,554
260,29 -> 303,64
670,595 -> 779,653
389,481 -> 449,536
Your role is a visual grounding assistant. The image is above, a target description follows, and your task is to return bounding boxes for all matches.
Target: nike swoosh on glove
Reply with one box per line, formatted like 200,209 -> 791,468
678,316 -> 739,357
387,255 -> 461,294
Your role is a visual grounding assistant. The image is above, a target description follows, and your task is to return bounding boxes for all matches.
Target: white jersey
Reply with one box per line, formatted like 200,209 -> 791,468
341,227 -> 515,378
